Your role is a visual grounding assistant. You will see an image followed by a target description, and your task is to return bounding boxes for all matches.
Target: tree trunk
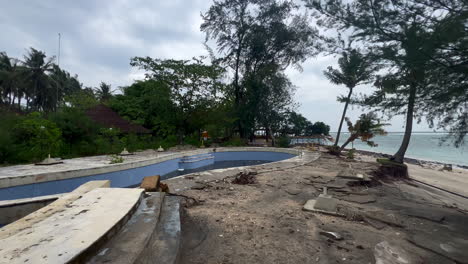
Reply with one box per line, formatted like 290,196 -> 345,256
17,95 -> 22,110
392,83 -> 417,163
268,126 -> 275,147
334,88 -> 353,147
339,134 -> 357,152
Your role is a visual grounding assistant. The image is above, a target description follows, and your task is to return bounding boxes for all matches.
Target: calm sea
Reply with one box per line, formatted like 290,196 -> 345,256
330,132 -> 468,166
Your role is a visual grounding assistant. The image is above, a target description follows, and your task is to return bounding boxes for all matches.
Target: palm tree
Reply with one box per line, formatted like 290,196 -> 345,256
339,112 -> 387,153
0,52 -> 23,109
324,50 -> 376,147
95,82 -> 113,102
22,48 -> 55,111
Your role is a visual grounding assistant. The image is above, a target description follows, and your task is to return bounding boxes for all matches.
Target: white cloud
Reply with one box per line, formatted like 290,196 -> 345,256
0,0 -> 432,132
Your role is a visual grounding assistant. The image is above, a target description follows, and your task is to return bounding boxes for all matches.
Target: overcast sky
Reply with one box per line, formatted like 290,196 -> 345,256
0,0 -> 433,132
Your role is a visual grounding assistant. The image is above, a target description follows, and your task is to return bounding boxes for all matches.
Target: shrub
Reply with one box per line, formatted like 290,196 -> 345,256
109,154 -> 124,164
13,112 -> 62,162
347,148 -> 356,159
221,137 -> 246,147
277,136 -> 291,148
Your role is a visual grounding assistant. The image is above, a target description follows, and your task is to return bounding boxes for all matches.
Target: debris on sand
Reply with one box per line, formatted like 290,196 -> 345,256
232,171 -> 258,185
374,241 -> 416,264
319,231 -> 343,240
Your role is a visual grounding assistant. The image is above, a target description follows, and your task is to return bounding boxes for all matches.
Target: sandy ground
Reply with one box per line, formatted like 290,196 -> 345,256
357,153 -> 468,199
166,150 -> 468,264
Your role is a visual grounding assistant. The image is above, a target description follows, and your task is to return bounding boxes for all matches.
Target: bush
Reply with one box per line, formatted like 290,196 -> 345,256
347,148 -> 356,159
13,112 -> 62,162
109,154 -> 124,164
277,136 -> 291,148
221,137 -> 246,147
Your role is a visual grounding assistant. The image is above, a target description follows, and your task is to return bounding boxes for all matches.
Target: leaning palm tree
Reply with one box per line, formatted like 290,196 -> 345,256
338,112 -> 387,153
324,49 -> 376,147
22,48 -> 55,111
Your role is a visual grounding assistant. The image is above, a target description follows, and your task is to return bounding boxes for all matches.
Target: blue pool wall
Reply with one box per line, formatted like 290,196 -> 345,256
0,151 -> 295,201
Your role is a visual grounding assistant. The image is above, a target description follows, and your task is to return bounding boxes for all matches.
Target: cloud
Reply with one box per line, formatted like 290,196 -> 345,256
0,0 -> 432,132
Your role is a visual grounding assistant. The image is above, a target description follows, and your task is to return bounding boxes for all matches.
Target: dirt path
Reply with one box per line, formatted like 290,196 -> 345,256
166,151 -> 468,264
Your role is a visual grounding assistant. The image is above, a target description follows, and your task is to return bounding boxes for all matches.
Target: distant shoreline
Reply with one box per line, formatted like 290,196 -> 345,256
353,149 -> 468,169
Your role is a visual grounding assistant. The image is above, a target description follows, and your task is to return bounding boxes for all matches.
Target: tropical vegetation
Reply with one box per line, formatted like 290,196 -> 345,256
0,0 -> 466,170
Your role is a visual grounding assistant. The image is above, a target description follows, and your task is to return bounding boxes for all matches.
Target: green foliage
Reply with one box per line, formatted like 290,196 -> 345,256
95,82 -> 113,103
65,88 -> 98,110
221,137 -> 246,147
129,57 -> 226,142
308,0 -> 467,161
277,136 -> 291,148
339,112 -> 388,153
110,80 -> 176,137
308,122 -> 330,136
347,148 -> 356,160
109,154 -> 124,164
201,0 -> 318,138
12,112 -> 62,162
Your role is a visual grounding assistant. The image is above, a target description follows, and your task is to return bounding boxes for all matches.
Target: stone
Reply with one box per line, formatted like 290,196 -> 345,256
374,241 -> 416,264
313,194 -> 338,212
119,148 -> 132,156
319,231 -> 343,240
364,217 -> 386,230
35,154 -> 63,166
302,199 -> 345,217
407,231 -> 468,264
285,188 -> 302,195
191,183 -> 207,190
140,175 -> 161,192
339,195 -> 376,204
401,207 -> 445,223
364,211 -> 404,227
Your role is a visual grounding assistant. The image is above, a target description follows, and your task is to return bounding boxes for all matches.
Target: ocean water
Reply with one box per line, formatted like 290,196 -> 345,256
330,132 -> 468,166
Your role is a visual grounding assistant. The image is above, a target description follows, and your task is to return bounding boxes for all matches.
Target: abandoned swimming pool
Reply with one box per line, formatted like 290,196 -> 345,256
0,149 -> 296,201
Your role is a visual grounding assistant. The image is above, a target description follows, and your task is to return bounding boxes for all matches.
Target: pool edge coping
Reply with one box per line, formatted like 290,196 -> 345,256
0,147 -> 300,189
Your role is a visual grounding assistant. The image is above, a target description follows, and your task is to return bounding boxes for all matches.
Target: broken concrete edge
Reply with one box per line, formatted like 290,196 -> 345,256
140,175 -> 161,192
406,236 -> 464,264
135,196 -> 182,264
0,180 -> 111,239
68,191 -> 145,264
0,193 -> 63,208
88,192 -> 166,264
303,199 -> 345,218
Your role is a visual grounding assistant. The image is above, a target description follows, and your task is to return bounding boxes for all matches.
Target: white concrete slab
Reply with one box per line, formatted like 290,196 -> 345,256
0,188 -> 143,264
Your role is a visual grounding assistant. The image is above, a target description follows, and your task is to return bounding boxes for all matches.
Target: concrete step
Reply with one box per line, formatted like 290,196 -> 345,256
135,196 -> 182,264
179,153 -> 214,163
88,192 -> 166,264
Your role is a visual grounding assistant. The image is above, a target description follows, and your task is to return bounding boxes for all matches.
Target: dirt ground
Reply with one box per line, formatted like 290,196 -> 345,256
166,151 -> 468,264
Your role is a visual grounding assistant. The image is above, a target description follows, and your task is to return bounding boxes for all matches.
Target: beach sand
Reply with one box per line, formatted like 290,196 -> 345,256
167,149 -> 468,264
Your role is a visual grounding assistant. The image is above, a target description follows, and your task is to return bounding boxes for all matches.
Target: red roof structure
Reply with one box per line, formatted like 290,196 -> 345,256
85,104 -> 151,134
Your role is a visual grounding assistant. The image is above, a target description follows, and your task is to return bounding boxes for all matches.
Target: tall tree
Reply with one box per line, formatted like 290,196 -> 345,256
201,0 -> 318,137
130,57 -> 226,142
0,52 -> 23,108
307,0 -> 468,163
22,48 -> 55,111
323,49 -> 376,147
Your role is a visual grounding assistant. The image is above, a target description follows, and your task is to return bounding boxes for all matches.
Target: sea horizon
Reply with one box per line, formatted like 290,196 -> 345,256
330,132 -> 468,167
